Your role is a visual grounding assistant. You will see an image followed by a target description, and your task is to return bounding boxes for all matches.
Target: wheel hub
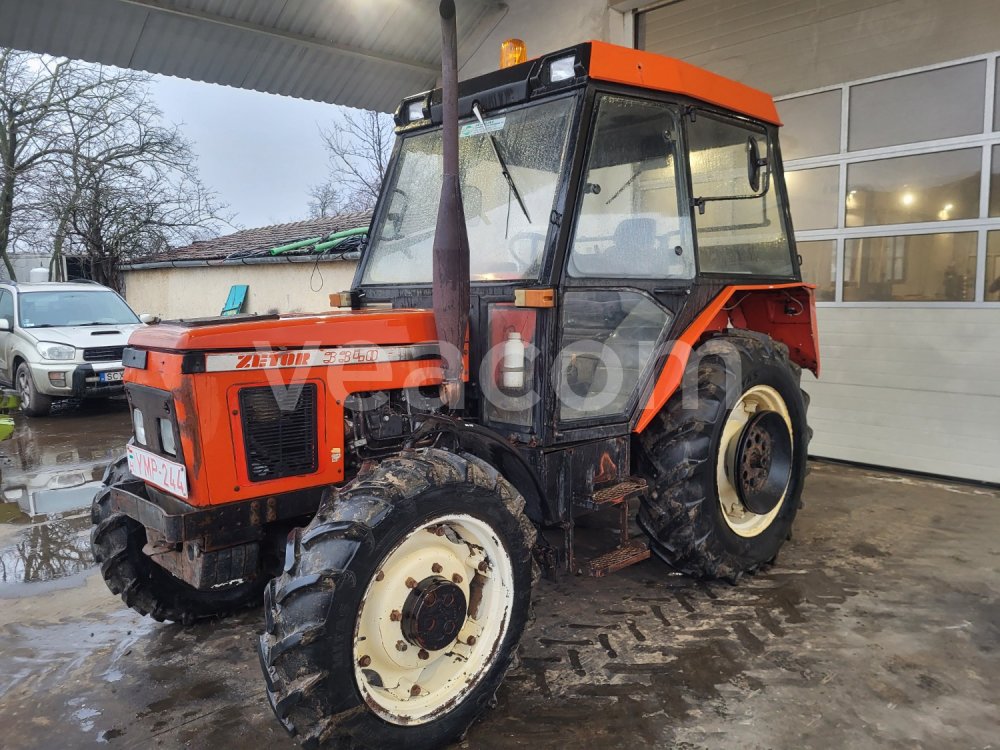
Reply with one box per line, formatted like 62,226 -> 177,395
731,410 -> 792,515
401,575 -> 468,652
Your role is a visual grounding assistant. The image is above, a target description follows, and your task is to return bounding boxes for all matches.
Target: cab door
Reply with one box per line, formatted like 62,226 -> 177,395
555,94 -> 693,431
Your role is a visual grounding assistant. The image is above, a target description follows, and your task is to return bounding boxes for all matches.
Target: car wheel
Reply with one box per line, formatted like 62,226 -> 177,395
16,362 -> 53,417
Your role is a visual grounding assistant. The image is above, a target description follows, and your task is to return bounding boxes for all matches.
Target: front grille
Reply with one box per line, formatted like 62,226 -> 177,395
83,346 -> 125,362
239,384 -> 318,482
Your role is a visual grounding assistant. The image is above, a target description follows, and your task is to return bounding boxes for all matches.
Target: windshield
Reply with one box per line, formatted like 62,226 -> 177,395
18,290 -> 139,328
362,95 -> 578,284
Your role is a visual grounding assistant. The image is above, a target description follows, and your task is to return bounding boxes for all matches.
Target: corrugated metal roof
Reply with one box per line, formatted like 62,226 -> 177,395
0,0 -> 506,112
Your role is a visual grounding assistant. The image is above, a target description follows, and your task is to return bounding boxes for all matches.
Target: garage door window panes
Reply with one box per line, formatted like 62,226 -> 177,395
991,144 -> 1000,217
848,62 -> 986,151
845,149 -> 981,227
776,90 -> 841,161
797,240 -> 836,301
786,167 -> 839,230
988,232 -> 1000,301
844,233 -> 978,302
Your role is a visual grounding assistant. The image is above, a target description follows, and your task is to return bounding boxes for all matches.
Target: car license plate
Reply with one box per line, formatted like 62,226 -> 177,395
126,444 -> 188,499
99,370 -> 124,383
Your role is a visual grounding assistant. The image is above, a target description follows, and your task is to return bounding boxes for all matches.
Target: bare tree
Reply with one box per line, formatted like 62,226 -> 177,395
307,180 -> 344,219
43,69 -> 227,287
313,109 -> 394,212
0,50 -> 108,279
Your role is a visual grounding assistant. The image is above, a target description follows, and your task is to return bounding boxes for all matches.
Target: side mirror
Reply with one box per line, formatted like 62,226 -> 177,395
139,313 -> 160,325
0,318 -> 10,332
747,136 -> 770,195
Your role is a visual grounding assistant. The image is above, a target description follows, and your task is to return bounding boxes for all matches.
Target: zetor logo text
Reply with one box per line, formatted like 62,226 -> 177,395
236,351 -> 312,369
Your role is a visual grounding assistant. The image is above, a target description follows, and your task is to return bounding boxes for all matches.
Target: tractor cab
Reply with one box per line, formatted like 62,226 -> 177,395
353,40 -> 816,527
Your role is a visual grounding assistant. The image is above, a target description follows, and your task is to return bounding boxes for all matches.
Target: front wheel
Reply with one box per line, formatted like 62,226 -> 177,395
259,448 -> 536,750
16,362 -> 52,417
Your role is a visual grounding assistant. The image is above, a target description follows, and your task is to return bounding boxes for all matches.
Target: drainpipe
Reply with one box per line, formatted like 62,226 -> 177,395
433,0 -> 470,410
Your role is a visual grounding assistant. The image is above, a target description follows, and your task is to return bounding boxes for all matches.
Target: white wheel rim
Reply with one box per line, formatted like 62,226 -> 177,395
716,384 -> 792,538
353,513 -> 515,725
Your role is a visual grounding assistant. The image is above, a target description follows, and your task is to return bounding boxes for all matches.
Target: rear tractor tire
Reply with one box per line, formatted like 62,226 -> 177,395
90,457 -> 266,624
637,330 -> 811,583
259,448 -> 536,750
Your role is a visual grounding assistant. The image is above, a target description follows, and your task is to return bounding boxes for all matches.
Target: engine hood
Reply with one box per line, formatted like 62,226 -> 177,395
23,324 -> 141,349
126,309 -> 439,352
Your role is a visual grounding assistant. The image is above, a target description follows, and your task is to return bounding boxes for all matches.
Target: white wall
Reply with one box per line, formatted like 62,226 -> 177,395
124,261 -> 358,320
804,307 -> 1000,483
637,0 -> 1000,96
460,0 -> 630,78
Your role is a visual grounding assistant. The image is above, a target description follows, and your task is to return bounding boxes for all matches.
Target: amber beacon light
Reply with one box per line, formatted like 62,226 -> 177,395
500,38 -> 527,68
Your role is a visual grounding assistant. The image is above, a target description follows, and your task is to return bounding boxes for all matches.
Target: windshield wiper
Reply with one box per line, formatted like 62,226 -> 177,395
472,102 -> 531,225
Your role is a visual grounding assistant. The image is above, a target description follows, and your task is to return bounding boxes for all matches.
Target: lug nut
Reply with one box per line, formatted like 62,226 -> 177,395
418,649 -> 429,660
405,577 -> 417,589
375,571 -> 384,582
467,636 -> 477,646
390,610 -> 402,622
358,655 -> 371,668
396,641 -> 408,652
477,560 -> 489,572
431,563 -> 443,574
452,573 -> 463,584
410,684 -> 421,696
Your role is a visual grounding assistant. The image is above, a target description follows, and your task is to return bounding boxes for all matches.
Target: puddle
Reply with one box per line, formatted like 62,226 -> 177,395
1,401 -> 131,517
0,514 -> 95,587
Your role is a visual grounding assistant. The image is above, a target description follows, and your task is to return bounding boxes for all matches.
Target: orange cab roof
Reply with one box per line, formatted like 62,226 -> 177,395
587,41 -> 782,126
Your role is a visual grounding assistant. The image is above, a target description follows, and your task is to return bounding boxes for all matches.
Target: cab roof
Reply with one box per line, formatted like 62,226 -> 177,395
394,40 -> 780,132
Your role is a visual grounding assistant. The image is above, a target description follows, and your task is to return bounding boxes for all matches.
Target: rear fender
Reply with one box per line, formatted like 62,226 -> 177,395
634,282 -> 818,433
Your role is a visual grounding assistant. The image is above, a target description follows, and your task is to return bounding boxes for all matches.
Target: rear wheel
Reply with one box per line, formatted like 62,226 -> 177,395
259,448 -> 536,750
637,331 -> 810,582
16,362 -> 52,417
90,457 -> 265,624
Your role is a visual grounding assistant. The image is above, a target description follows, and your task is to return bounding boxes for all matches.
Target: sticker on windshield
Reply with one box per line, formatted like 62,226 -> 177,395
460,117 -> 506,138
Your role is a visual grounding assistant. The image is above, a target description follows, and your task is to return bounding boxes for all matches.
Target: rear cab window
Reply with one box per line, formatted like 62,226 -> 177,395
686,112 -> 794,277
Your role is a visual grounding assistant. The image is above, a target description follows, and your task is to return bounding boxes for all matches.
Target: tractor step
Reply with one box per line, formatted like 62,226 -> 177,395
588,478 -> 648,508
582,539 -> 650,577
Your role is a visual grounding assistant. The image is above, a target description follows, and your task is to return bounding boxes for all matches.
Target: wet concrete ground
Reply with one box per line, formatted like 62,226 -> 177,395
0,450 -> 998,749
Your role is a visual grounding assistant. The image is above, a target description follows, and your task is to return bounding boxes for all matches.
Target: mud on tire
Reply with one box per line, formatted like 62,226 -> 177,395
637,330 -> 811,583
90,457 -> 265,624
258,448 -> 536,750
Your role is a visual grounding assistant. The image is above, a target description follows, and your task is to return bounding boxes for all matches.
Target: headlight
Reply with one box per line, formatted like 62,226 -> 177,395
159,418 -> 176,456
547,54 -> 578,83
37,342 -> 76,361
132,408 -> 146,445
406,100 -> 425,123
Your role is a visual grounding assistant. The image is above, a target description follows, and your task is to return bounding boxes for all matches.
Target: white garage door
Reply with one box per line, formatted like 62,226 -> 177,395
638,3 -> 1000,483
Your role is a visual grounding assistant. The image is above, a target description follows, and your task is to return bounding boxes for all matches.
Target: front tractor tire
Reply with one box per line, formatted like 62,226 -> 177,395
259,448 -> 536,750
90,457 -> 266,624
638,331 -> 811,583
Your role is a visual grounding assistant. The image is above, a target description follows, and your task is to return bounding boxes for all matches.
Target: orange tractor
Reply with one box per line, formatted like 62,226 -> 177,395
91,3 -> 818,748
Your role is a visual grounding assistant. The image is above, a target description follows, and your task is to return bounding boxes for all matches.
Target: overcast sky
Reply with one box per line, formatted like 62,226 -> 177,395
149,74 -> 347,231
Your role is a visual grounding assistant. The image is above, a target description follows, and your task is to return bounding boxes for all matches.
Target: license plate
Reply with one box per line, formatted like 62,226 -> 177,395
126,444 -> 188,499
99,370 -> 124,383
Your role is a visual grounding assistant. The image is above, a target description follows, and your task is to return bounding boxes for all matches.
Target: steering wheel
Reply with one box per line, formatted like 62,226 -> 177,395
508,231 -> 547,269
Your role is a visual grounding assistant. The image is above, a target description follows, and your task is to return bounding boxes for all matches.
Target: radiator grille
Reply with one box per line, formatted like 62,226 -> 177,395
83,346 -> 125,362
239,384 -> 318,482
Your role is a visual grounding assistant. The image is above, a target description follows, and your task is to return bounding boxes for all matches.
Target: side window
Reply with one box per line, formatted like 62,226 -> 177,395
567,96 -> 693,279
687,113 -> 794,276
0,291 -> 13,327
557,290 -> 671,421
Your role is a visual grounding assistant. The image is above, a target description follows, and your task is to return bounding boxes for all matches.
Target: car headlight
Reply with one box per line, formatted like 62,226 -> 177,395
37,342 -> 76,361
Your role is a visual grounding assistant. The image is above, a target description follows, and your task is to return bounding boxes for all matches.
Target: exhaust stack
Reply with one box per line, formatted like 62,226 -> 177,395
433,0 -> 470,409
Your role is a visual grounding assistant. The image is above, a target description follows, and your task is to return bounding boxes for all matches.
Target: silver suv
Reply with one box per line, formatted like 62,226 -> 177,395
0,281 -> 143,417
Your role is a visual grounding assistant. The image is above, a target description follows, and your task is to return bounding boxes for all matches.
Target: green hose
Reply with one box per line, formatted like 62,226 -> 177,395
269,226 -> 368,256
